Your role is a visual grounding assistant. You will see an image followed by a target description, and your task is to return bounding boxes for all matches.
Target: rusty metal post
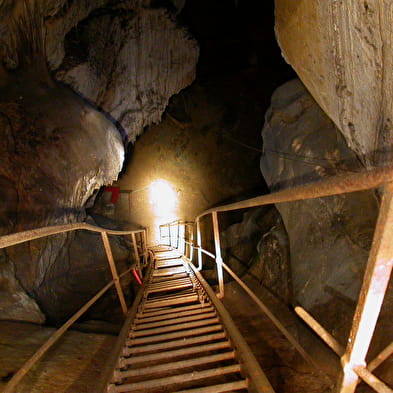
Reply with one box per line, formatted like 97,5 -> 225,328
183,223 -> 186,256
168,224 -> 172,247
212,211 -> 224,299
295,306 -> 344,356
337,183 -> 393,393
141,230 -> 148,265
190,224 -> 194,262
176,221 -> 180,249
101,232 -> 128,315
131,232 -> 142,278
368,341 -> 393,374
196,219 -> 202,270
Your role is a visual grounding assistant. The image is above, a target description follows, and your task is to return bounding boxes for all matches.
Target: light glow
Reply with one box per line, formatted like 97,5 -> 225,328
149,179 -> 178,243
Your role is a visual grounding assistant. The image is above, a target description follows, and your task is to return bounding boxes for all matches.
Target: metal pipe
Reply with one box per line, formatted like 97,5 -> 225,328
131,232 -> 142,278
0,222 -> 146,249
353,366 -> 393,393
197,165 -> 393,220
176,221 -> 180,249
190,226 -> 194,262
101,232 -> 128,315
3,266 -> 133,393
212,211 -> 224,298
294,306 -> 392,391
368,342 -> 393,373
337,183 -> 393,393
141,230 -> 148,265
295,306 -> 344,356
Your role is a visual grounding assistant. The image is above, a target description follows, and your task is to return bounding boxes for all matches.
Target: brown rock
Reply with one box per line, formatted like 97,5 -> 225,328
275,1 -> 393,167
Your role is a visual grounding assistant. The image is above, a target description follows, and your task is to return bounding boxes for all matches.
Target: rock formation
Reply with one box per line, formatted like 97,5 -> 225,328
260,79 -> 380,344
275,1 -> 393,168
0,0 -> 198,323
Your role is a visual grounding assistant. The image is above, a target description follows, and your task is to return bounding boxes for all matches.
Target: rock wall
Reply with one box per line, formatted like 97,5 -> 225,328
221,206 -> 292,304
2,1 -> 198,142
260,79 -> 379,342
0,57 -> 125,322
0,0 -> 198,323
275,0 -> 393,167
55,6 -> 199,143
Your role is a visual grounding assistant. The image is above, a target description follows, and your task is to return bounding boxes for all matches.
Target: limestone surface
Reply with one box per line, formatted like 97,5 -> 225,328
275,1 -> 393,167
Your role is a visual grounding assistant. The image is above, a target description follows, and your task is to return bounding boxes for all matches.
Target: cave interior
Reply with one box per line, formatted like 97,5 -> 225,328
0,1 -> 392,393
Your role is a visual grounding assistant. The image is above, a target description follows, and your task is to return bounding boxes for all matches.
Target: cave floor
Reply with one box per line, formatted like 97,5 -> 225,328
221,281 -> 336,393
0,321 -> 116,393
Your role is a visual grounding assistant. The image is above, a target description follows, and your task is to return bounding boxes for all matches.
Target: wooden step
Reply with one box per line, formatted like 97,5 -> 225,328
135,306 -> 214,323
120,340 -> 231,366
116,352 -> 236,379
123,332 -> 227,356
173,380 -> 249,393
130,317 -> 220,338
108,364 -> 242,392
126,324 -> 224,346
134,311 -> 217,330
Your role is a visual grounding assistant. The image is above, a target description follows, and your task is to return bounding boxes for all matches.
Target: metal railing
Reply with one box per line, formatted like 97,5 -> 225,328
159,165 -> 393,393
0,222 -> 148,393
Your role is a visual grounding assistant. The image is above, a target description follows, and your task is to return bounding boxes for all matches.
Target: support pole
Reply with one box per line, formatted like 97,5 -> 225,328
131,232 -> 142,278
190,224 -> 194,262
168,224 -> 172,247
141,230 -> 148,265
368,342 -> 393,374
196,219 -> 202,270
176,221 -> 180,249
212,211 -> 224,298
101,232 -> 128,315
337,183 -> 393,393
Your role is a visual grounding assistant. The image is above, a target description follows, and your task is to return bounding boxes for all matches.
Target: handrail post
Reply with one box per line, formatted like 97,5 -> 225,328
212,211 -> 224,299
101,232 -> 128,315
182,223 -> 186,255
176,221 -> 180,249
131,232 -> 142,278
196,218 -> 202,270
337,182 -> 393,393
190,224 -> 194,262
141,230 -> 147,265
168,224 -> 172,247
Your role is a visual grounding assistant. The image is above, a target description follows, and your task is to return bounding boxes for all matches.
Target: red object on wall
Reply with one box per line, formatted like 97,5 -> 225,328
104,186 -> 120,204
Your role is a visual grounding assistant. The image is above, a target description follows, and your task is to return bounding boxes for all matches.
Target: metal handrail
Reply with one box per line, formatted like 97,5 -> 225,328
161,165 -> 393,393
0,221 -> 148,393
196,164 -> 393,218
0,222 -> 145,249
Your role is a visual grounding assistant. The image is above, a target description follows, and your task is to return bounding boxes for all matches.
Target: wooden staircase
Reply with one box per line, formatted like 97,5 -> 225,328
105,246 -> 274,393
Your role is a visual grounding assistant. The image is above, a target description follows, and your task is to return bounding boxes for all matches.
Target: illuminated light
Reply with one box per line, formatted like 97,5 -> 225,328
148,179 -> 178,243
